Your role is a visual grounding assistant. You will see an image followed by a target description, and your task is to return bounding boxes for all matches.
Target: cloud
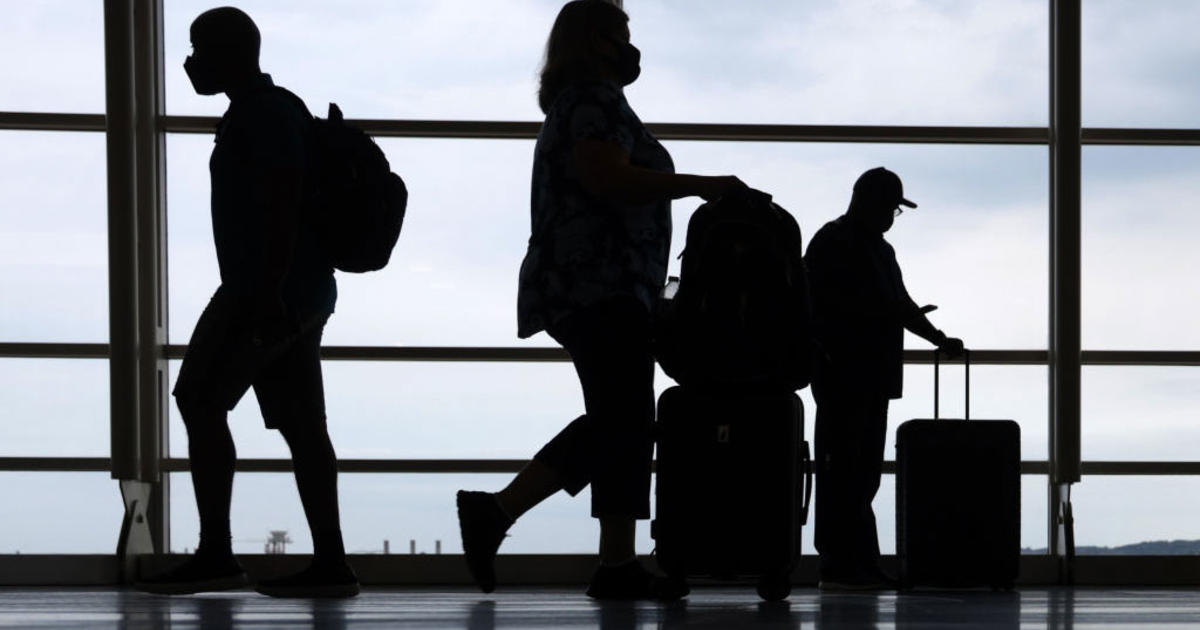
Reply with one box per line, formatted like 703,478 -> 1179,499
628,0 -> 1046,125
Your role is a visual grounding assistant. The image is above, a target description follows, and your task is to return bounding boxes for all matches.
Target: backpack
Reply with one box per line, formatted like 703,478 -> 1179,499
278,88 -> 408,273
654,188 -> 814,392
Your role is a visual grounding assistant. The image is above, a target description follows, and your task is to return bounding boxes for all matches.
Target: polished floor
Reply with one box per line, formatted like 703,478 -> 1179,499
0,587 -> 1198,629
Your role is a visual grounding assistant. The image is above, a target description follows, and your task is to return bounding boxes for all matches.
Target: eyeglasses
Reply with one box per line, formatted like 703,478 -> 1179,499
893,206 -> 905,218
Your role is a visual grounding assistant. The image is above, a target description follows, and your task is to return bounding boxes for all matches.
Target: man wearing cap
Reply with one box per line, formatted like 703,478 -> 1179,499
805,167 -> 964,589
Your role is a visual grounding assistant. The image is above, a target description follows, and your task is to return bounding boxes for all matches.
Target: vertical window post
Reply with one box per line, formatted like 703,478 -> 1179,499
107,0 -> 170,578
134,0 -> 171,558
106,0 -> 152,579
1049,0 -> 1081,583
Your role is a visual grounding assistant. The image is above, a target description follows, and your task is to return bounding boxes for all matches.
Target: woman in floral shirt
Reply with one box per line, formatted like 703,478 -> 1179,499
457,0 -> 745,600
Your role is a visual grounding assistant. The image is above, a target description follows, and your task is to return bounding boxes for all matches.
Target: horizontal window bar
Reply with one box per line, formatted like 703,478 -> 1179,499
7,344 -> 1200,367
1082,351 -> 1200,366
650,123 -> 1048,144
1080,462 -> 1200,475
907,350 -> 1047,364
1082,128 -> 1200,146
161,458 -> 527,473
0,343 -> 110,359
164,116 -> 541,140
7,457 -> 1200,476
7,113 -> 1200,147
0,112 -> 106,132
166,345 -> 1052,364
315,345 -> 568,363
162,458 -> 1053,475
164,116 -> 1049,144
0,457 -> 111,472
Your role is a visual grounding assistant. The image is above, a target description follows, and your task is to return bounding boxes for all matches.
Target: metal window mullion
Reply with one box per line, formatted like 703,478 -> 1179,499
161,115 -> 1049,144
7,343 -> 1200,365
134,0 -> 170,554
104,0 -> 140,485
1082,128 -> 1200,145
16,113 -> 1200,147
8,456 -> 1200,476
0,112 -> 107,132
1049,0 -> 1082,573
1050,0 -> 1083,490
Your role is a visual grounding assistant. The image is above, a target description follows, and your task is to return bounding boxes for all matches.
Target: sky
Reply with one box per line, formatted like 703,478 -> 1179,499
1,1 -> 1198,556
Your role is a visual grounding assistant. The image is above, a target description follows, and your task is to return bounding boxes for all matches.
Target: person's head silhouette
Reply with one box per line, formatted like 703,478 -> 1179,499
185,6 -> 261,96
848,167 -> 917,234
538,0 -> 638,113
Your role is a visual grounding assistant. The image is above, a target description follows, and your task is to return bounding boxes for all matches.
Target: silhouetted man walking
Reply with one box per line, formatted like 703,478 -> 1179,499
805,167 -> 963,590
137,7 -> 357,598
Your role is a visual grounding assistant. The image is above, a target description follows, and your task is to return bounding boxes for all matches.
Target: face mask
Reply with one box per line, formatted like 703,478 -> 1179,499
183,54 -> 222,95
610,39 -> 641,86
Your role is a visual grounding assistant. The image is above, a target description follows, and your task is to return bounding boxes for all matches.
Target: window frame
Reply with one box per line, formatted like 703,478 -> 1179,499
1,0 -> 1199,576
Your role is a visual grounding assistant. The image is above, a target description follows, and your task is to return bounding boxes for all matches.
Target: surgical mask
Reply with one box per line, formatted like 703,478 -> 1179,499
183,54 -> 222,95
609,39 -> 641,86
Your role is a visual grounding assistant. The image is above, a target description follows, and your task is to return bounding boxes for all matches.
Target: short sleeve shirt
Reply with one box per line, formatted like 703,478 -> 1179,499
210,74 -> 336,318
517,82 -> 675,338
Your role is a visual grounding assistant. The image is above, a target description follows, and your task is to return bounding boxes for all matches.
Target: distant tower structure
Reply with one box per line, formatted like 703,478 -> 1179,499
436,540 -> 442,555
265,530 -> 292,555
384,539 -> 390,555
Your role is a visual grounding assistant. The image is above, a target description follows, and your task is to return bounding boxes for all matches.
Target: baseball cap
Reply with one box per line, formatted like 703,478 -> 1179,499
853,167 -> 917,209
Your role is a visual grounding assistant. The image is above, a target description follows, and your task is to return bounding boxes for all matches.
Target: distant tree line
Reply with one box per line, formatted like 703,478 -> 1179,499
1023,540 -> 1200,555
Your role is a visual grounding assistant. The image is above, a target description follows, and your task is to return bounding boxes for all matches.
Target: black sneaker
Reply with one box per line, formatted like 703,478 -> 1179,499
456,491 -> 513,593
586,560 -> 689,601
255,561 -> 360,598
136,554 -> 248,595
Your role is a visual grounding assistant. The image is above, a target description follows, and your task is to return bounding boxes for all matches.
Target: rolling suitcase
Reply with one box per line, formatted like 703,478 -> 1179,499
896,349 -> 1020,589
651,385 -> 813,601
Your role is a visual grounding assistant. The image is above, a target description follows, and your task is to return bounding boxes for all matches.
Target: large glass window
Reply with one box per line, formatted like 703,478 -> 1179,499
10,0 -> 1196,566
167,360 -> 585,459
169,473 -> 656,555
1082,146 -> 1200,349
0,131 -> 109,343
157,3 -> 1056,562
667,142 -> 1049,349
1073,477 -> 1200,553
1083,367 -> 1200,462
0,359 -> 110,457
0,1 -> 105,113
0,473 -> 123,553
167,471 -> 1051,556
166,135 -> 548,348
1083,0 -> 1200,128
168,138 -> 1048,349
882,365 -> 1048,461
163,0 -> 564,120
633,1 -> 1047,126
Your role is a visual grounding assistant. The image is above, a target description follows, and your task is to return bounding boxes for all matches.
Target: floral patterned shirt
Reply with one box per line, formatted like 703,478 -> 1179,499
517,81 -> 675,338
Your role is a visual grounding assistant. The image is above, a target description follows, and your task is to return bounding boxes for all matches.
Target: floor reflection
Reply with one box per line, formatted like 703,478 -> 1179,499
895,591 -> 1021,630
816,592 -> 880,629
8,586 -> 1200,629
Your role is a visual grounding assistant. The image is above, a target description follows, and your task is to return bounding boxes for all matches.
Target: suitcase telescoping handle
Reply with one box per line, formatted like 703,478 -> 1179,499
933,347 -> 970,420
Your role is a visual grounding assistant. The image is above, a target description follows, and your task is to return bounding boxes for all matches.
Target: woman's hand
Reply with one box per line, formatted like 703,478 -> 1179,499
696,175 -> 747,201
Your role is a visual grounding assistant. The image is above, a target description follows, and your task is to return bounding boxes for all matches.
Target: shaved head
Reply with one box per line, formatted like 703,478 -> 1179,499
185,7 -> 261,95
190,6 -> 260,66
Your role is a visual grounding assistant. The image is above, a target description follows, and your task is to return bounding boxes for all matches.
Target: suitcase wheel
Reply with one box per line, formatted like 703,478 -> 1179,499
756,573 -> 791,602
